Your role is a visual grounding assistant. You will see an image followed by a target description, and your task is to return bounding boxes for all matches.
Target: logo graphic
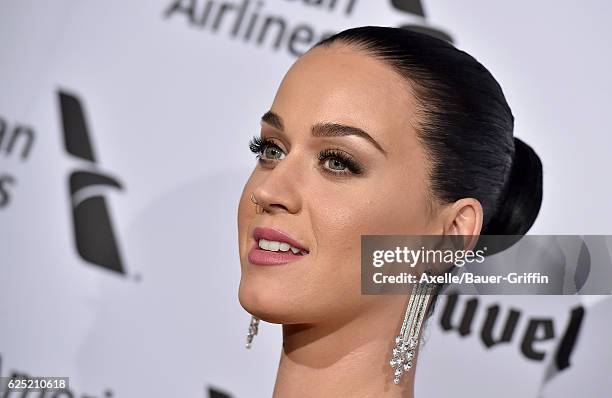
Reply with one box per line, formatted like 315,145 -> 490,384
208,386 -> 232,398
440,294 -> 584,391
59,90 -> 126,275
390,0 -> 454,43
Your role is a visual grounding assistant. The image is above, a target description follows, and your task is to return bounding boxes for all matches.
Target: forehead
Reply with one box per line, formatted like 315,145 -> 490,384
270,44 -> 419,152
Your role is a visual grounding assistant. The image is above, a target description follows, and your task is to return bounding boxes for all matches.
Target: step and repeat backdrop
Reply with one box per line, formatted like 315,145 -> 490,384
1,1 -> 611,397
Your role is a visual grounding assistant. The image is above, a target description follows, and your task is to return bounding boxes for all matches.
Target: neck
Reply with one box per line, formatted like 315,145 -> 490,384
272,296 -> 417,398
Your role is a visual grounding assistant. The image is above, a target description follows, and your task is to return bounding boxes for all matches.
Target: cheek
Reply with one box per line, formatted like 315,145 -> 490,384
307,176 -> 431,292
313,176 -> 430,252
237,174 -> 257,262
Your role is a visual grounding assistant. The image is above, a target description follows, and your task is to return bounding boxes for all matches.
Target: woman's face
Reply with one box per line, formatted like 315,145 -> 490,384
237,44 -> 441,324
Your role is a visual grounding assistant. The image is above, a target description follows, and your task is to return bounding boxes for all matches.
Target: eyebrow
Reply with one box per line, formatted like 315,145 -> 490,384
261,110 -> 387,155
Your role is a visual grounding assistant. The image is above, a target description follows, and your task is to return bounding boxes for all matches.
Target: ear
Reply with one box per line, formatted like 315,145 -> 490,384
442,198 -> 483,250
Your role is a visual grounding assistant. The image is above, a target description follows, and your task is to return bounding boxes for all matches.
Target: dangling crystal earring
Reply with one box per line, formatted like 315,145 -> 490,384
244,193 -> 262,349
389,280 -> 435,384
245,315 -> 260,349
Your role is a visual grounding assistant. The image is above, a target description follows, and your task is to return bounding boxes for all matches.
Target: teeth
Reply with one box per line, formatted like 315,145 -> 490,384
258,239 -> 306,255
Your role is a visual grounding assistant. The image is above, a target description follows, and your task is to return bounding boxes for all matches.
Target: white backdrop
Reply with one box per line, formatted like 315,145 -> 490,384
1,1 -> 611,397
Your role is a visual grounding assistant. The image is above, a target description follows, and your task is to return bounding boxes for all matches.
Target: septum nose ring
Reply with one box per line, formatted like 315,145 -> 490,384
250,193 -> 264,214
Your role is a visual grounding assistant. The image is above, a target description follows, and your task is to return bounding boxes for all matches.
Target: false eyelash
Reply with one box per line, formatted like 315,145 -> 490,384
248,136 -> 276,157
317,148 -> 363,175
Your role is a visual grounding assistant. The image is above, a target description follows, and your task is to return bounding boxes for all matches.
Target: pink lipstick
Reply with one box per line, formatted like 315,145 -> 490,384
248,227 -> 309,266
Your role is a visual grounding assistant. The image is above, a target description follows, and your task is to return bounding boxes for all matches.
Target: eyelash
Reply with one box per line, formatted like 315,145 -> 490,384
248,136 -> 363,176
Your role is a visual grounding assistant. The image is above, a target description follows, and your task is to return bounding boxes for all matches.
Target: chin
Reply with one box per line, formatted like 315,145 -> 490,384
238,275 -> 303,324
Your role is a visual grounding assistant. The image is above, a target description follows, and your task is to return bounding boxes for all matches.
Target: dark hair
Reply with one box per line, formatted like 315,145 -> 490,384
314,26 -> 543,236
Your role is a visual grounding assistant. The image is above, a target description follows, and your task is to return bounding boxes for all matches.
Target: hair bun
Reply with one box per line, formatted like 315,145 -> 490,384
481,137 -> 543,235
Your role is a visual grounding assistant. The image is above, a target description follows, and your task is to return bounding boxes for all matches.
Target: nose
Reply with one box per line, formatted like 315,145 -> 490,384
252,153 -> 303,215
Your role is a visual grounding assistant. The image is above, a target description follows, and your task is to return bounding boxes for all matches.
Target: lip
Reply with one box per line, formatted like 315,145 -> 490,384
248,226 -> 309,266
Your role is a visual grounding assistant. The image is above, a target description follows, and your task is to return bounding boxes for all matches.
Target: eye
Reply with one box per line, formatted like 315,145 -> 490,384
262,144 -> 285,160
248,136 -> 286,162
318,149 -> 363,176
324,158 -> 348,171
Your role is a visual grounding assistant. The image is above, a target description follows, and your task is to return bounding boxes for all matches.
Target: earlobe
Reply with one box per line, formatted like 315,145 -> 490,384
445,198 -> 483,249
